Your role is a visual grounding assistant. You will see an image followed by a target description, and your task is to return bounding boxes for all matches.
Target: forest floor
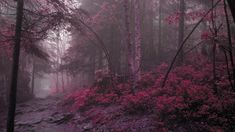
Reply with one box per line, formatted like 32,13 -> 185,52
0,96 -> 94,132
0,95 -> 155,132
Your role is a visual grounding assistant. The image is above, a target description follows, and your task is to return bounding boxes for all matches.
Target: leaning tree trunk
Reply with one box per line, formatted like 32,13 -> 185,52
7,0 -> 24,131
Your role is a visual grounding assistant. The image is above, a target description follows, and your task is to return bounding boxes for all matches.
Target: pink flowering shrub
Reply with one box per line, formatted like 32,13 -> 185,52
88,92 -> 119,106
154,83 -> 235,131
63,56 -> 235,131
116,83 -> 132,95
120,90 -> 155,114
152,58 -> 235,131
137,73 -> 156,90
63,89 -> 93,111
119,56 -> 235,130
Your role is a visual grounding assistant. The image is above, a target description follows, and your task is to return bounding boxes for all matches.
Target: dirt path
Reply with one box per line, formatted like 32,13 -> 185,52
0,96 -> 93,132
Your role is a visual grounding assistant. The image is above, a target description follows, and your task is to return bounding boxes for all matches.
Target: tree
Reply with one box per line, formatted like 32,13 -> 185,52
224,0 -> 235,91
178,0 -> 186,64
31,55 -> 35,95
158,0 -> 163,61
134,0 -> 142,82
7,0 -> 24,131
124,0 -> 135,93
227,0 -> 235,22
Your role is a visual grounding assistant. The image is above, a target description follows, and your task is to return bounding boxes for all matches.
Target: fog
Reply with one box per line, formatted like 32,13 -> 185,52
1,0 -> 235,131
33,74 -> 52,98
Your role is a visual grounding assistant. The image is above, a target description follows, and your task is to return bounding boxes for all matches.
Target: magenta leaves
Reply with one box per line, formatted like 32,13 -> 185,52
62,57 -> 235,131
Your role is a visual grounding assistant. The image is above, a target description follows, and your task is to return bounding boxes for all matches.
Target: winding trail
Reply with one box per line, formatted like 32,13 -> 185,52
0,96 -> 93,132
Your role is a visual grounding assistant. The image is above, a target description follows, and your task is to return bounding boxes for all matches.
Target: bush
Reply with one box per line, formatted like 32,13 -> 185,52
120,91 -> 155,115
63,57 -> 235,131
63,89 -> 93,111
153,60 -> 235,131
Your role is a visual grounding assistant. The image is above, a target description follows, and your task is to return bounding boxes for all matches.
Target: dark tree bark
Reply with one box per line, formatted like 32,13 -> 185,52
7,0 -> 24,131
212,37 -> 217,93
124,0 -> 134,93
148,0 -> 156,61
178,0 -> 185,64
224,0 -> 235,91
211,0 -> 218,93
158,0 -> 163,61
227,0 -> 235,23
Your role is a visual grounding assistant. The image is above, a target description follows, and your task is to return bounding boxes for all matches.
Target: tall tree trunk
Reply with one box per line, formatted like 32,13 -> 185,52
124,0 -> 135,93
91,54 -> 96,84
31,56 -> 35,95
224,0 -> 235,91
142,0 -> 156,69
56,71 -> 59,92
134,0 -> 141,81
60,39 -> 65,91
212,38 -> 217,93
56,32 -> 60,93
1,52 -> 9,105
7,0 -> 24,131
211,0 -> 217,93
66,72 -> 70,87
6,75 -> 9,104
4,74 -> 8,105
201,22 -> 209,56
149,0 -> 155,61
109,25 -> 117,74
61,72 -> 65,92
98,50 -> 103,69
227,0 -> 235,23
178,0 -> 185,64
158,0 -> 163,62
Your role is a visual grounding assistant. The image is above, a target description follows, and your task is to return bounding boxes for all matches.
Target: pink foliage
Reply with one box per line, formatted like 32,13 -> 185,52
152,59 -> 235,130
63,89 -> 93,111
94,93 -> 118,105
63,56 -> 235,131
120,91 -> 154,114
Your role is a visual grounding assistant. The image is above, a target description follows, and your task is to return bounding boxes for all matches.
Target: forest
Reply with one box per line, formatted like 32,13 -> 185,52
0,0 -> 235,131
